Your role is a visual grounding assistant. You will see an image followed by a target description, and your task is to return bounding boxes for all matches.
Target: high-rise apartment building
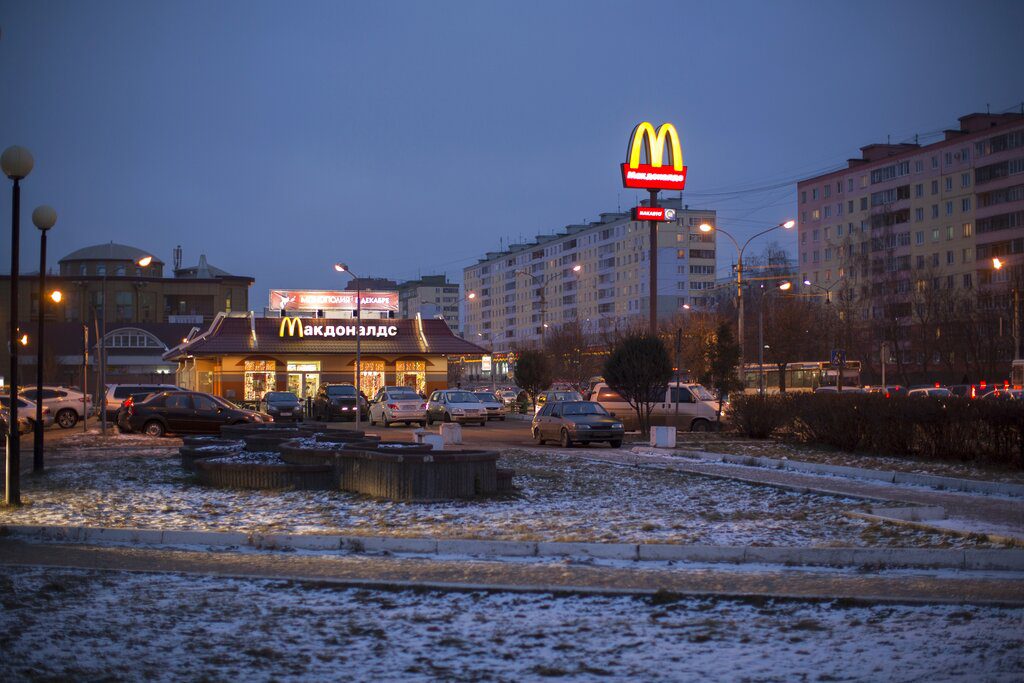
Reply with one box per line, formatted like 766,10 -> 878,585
796,112 -> 1024,377
462,198 -> 717,353
399,275 -> 461,332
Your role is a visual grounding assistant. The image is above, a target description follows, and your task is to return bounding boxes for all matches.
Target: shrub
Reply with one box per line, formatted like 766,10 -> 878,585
727,394 -> 791,439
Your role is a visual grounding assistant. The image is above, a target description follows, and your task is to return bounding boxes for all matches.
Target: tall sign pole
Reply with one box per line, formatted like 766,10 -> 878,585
620,121 -> 687,335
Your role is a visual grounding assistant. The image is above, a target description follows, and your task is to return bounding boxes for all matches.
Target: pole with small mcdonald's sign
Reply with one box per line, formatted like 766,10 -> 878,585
621,121 -> 687,332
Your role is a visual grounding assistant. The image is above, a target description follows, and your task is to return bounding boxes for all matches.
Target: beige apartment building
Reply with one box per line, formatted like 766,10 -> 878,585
462,198 -> 717,354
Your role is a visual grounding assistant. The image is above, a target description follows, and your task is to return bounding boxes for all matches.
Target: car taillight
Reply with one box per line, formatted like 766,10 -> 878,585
420,403 -> 428,410
387,404 -> 399,410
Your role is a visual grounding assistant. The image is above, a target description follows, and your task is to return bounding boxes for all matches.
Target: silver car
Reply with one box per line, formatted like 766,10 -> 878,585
425,390 -> 487,426
472,391 -> 507,421
369,386 -> 428,427
22,386 -> 92,429
0,395 -> 54,430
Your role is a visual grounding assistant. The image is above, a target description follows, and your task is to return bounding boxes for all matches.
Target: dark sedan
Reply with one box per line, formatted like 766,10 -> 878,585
532,400 -> 624,448
312,384 -> 368,422
117,391 -> 267,437
259,391 -> 304,422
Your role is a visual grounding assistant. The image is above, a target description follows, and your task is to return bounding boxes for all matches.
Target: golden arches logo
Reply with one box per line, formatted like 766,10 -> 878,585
626,122 -> 683,172
279,317 -> 304,338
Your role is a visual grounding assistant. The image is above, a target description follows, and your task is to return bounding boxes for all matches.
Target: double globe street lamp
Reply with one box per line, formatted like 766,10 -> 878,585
698,220 -> 795,367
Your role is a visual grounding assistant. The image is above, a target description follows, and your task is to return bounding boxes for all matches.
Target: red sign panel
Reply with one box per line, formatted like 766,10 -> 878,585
269,289 -> 399,312
621,163 -> 687,190
631,207 -> 677,222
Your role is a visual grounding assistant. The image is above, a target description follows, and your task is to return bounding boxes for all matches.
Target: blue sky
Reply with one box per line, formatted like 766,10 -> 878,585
2,0 -> 1022,304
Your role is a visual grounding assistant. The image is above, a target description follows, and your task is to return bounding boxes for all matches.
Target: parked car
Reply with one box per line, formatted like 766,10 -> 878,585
979,388 -> 1024,401
258,391 -> 304,422
814,386 -> 868,394
907,387 -> 952,398
0,408 -> 33,436
532,400 -> 624,448
104,383 -> 182,420
22,386 -> 92,429
948,384 -> 979,399
368,386 -> 427,427
590,381 -> 719,432
534,389 -> 583,414
472,391 -> 507,421
863,385 -> 907,397
498,389 -> 520,406
425,390 -> 487,426
311,384 -> 368,422
0,395 -> 53,431
117,390 -> 266,436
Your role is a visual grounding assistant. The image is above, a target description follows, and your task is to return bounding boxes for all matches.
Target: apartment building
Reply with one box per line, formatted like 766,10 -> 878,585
462,198 -> 717,352
398,275 -> 461,332
797,112 -> 1024,315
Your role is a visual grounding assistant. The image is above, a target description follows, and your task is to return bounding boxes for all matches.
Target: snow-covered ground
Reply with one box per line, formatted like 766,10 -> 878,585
1,565 -> 1020,682
0,448 -> 998,548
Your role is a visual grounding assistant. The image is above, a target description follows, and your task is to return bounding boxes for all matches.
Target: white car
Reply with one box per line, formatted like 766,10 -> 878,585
907,387 -> 952,398
104,383 -> 182,419
0,395 -> 54,431
535,389 -> 583,414
591,381 -> 720,432
472,391 -> 507,421
425,390 -> 487,426
368,386 -> 428,427
22,386 -> 92,429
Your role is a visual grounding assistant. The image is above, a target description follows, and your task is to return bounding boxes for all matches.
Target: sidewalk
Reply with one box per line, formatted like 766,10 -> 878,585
2,538 -> 1022,606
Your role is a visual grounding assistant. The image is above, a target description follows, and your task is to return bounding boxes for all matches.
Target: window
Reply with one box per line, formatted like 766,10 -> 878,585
946,251 -> 954,265
931,180 -> 939,195
801,232 -> 807,244
963,222 -> 973,237
915,160 -> 923,172
915,208 -> 924,222
916,255 -> 924,269
812,209 -> 820,220
946,226 -> 953,240
824,205 -> 831,218
963,273 -> 972,289
824,185 -> 831,198
931,228 -> 939,242
837,224 -> 844,237
813,229 -> 819,241
932,205 -> 939,219
962,247 -> 973,263
914,184 -> 923,198
945,176 -> 953,191
812,188 -> 818,200
860,197 -> 868,211
847,200 -> 854,213
961,173 -> 971,188
801,191 -> 806,204
915,231 -> 924,245
945,201 -> 953,216
961,197 -> 971,212
931,156 -> 938,169
847,178 -> 854,192
97,265 -> 106,276
167,394 -> 192,410
193,395 -> 218,413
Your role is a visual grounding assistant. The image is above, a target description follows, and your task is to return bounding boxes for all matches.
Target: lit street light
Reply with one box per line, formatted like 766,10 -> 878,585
33,204 -> 57,472
699,219 -> 795,372
333,262 -> 364,430
757,281 -> 793,395
992,256 -> 1020,360
515,264 -> 580,342
50,290 -> 62,303
2,144 -> 34,507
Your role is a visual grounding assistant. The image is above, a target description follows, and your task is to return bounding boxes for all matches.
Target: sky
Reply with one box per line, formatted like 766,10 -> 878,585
1,0 -> 1023,307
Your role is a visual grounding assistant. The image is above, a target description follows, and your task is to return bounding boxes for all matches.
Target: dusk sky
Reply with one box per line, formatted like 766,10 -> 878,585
2,0 -> 1023,305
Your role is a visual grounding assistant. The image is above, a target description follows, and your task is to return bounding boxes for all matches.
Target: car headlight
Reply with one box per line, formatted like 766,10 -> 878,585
611,423 -> 623,429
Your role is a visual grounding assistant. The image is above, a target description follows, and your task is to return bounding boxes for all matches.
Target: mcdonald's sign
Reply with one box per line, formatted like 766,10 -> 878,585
620,121 -> 687,190
279,317 -> 305,338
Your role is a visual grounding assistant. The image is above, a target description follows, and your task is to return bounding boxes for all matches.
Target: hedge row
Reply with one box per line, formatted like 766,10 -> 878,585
728,393 -> 1024,467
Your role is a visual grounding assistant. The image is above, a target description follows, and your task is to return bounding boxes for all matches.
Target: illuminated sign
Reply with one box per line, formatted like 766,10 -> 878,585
481,355 -> 492,373
631,207 -> 677,222
269,289 -> 399,312
620,121 -> 687,190
279,318 -> 399,339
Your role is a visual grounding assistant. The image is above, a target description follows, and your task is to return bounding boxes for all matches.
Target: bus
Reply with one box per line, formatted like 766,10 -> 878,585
742,360 -> 862,393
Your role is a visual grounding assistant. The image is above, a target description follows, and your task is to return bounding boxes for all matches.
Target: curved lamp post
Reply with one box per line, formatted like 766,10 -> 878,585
514,264 -> 580,342
699,219 -> 795,370
993,257 -> 1020,360
2,145 -> 34,506
32,205 -> 57,472
757,280 -> 792,395
334,263 -> 363,431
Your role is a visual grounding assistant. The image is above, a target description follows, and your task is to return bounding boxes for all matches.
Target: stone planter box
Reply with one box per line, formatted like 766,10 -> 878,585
194,458 -> 334,491
179,444 -> 243,471
279,439 -> 343,466
218,422 -> 328,439
334,447 -> 502,501
239,431 -> 307,453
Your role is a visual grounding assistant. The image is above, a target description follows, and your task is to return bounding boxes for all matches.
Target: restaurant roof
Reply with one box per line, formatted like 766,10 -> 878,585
163,314 -> 487,361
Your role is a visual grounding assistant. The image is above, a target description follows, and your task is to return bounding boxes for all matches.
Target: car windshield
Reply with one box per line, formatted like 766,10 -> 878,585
560,402 -> 609,416
474,392 -> 498,402
210,395 -> 240,409
689,384 -> 715,401
388,388 -> 420,399
550,391 -> 582,402
446,391 -> 480,403
327,386 -> 357,397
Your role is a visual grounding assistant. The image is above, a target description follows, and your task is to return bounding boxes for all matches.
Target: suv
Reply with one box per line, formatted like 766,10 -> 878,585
22,386 -> 92,429
104,384 -> 182,420
312,384 -> 368,422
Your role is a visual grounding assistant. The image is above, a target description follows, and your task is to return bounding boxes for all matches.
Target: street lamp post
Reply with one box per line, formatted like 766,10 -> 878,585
992,257 -> 1020,360
758,281 -> 792,395
699,220 -> 795,372
334,263 -> 363,431
32,205 -> 57,472
803,278 -> 845,389
3,145 -> 34,507
515,264 -> 579,344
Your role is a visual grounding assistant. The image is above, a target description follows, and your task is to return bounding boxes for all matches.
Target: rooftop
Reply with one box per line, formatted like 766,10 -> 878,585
59,242 -> 164,264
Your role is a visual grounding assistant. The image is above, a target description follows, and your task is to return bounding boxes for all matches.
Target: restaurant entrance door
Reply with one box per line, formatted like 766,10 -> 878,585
286,362 -> 321,399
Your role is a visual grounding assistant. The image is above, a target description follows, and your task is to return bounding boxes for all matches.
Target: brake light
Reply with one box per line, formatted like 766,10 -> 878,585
934,382 -> 940,388
1005,380 -> 1010,389
387,404 -> 399,410
970,386 -> 977,399
420,403 -> 428,410
884,392 -> 891,399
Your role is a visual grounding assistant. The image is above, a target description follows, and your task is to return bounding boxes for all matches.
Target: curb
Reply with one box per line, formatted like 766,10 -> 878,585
4,524 -> 1024,571
673,448 -> 1024,498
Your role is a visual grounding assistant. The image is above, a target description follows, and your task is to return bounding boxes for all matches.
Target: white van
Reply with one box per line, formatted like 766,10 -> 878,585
591,381 -> 720,431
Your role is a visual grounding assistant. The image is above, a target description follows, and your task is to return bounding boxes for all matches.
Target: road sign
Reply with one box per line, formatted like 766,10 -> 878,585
830,349 -> 846,367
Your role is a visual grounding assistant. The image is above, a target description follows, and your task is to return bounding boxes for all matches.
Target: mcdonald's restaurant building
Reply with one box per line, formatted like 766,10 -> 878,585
163,313 -> 487,402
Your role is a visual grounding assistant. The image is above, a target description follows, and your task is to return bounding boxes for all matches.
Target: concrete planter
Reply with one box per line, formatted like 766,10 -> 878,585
194,458 -> 334,491
333,447 -> 504,501
179,443 -> 243,471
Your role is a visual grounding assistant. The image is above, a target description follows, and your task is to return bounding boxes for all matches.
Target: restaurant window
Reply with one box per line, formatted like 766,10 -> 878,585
395,360 -> 426,394
359,360 -> 386,398
244,360 -> 276,401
